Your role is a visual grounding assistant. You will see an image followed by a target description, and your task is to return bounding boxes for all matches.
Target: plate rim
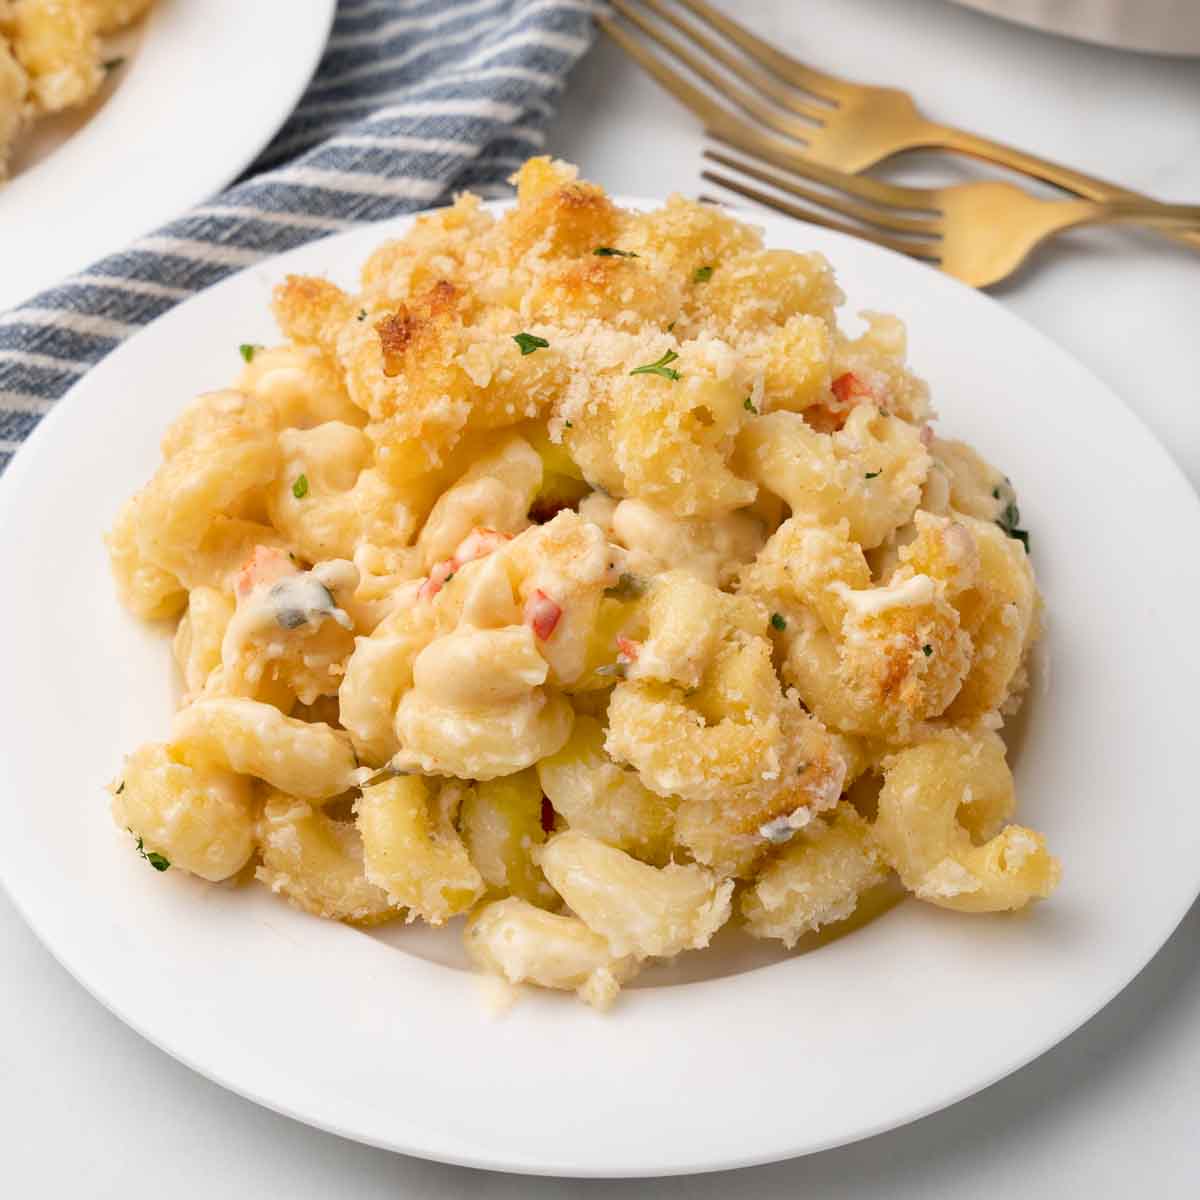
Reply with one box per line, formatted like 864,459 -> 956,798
2,198 -> 1199,1177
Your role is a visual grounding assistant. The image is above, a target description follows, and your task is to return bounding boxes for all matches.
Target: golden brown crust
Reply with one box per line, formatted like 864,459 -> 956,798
506,158 -> 618,256
271,274 -> 355,349
375,279 -> 461,376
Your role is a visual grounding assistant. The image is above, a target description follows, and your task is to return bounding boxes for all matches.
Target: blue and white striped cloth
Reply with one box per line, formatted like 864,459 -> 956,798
0,0 -> 598,475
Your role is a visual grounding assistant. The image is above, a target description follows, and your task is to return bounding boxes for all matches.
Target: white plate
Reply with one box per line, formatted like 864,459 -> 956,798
946,0 -> 1200,56
1,201 -> 1198,1178
0,0 -> 335,311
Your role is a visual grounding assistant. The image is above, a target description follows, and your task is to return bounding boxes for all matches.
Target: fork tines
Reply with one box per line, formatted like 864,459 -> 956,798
700,149 -> 942,263
608,0 -> 833,135
599,0 -> 944,262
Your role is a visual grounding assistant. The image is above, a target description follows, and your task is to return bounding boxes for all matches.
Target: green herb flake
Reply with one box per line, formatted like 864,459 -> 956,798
564,420 -> 573,428
666,321 -> 676,333
770,612 -> 787,632
357,309 -> 367,321
993,486 -> 1029,550
132,832 -> 170,872
444,572 -> 455,584
630,349 -> 681,381
864,470 -> 882,480
990,477 -> 1029,548
238,343 -> 261,363
593,247 -> 638,258
606,572 -> 647,600
513,332 -> 550,356
292,474 -> 309,499
922,644 -> 933,657
115,781 -> 125,795
693,265 -> 714,283
744,396 -> 758,414
104,56 -> 125,72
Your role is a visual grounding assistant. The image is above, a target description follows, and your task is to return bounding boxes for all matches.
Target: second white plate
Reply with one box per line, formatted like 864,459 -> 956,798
947,0 -> 1200,56
1,201 -> 1198,1176
0,0 -> 335,310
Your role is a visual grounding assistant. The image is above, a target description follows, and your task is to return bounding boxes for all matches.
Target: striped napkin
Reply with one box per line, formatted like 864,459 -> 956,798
0,0 -> 598,475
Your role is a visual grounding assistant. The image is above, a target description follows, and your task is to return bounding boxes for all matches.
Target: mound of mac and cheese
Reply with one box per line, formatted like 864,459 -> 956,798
0,0 -> 156,178
107,159 -> 1059,1008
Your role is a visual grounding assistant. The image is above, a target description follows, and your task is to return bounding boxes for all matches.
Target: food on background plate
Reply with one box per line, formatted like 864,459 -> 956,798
106,157 -> 1059,1009
0,0 -> 155,179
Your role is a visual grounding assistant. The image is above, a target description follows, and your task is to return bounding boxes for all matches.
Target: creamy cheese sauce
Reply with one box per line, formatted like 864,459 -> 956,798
221,563 -> 356,671
610,499 -> 763,588
833,573 -> 936,617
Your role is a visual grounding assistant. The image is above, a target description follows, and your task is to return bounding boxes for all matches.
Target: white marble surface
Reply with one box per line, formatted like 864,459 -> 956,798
3,0 -> 1198,1193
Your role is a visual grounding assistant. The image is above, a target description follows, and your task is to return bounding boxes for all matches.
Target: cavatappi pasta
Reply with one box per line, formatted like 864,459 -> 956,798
107,158 -> 1059,1009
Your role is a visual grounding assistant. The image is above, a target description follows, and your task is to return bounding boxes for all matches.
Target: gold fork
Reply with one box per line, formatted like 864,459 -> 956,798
698,147 -> 1200,287
601,0 -> 1200,252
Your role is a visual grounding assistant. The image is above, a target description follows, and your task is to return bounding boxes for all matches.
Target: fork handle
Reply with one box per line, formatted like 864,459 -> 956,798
928,122 -> 1200,251
1062,200 -> 1200,231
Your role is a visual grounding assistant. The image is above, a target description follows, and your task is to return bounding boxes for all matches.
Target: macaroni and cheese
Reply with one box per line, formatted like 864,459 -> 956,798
107,158 -> 1060,1009
0,0 -> 156,178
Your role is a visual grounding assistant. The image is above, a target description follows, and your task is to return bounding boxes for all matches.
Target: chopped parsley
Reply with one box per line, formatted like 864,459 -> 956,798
104,56 -> 125,71
357,309 -> 367,321
770,612 -> 787,632
131,831 -> 170,872
666,321 -> 676,332
864,470 -> 882,479
993,478 -> 1030,550
115,780 -> 125,794
443,572 -> 455,584
593,246 -> 638,258
564,420 -> 573,428
238,343 -> 262,363
292,473 -> 309,499
630,349 -> 681,381
744,396 -> 758,414
922,644 -> 933,657
513,332 -> 549,355
693,265 -> 714,283
606,572 -> 646,600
